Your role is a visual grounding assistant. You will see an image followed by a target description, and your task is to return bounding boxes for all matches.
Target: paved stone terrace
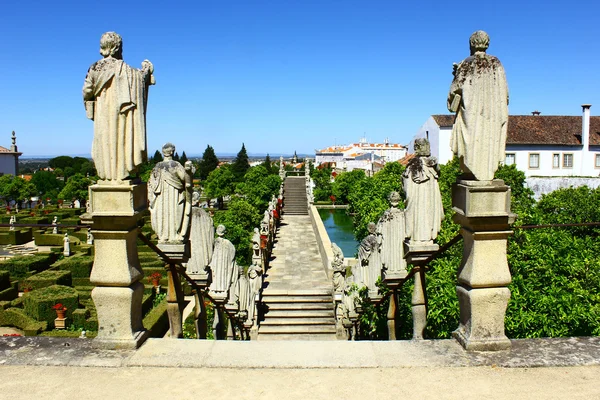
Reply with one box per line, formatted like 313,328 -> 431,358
265,215 -> 330,291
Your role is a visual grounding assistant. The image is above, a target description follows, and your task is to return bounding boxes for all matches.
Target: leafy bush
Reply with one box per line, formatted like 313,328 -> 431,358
0,253 -> 58,279
52,254 -> 93,278
23,285 -> 79,328
0,307 -> 47,335
23,270 -> 72,290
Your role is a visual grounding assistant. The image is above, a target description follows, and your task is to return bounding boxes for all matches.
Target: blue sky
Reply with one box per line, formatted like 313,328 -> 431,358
1,1 -> 599,157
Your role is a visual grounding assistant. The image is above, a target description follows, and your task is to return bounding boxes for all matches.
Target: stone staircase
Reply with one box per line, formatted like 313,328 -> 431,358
258,289 -> 336,340
283,176 -> 308,215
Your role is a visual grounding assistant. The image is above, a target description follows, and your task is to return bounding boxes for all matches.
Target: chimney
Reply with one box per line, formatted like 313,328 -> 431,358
582,104 -> 591,149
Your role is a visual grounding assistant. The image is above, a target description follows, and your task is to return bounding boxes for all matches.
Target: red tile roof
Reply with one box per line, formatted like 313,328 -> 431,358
432,114 -> 600,146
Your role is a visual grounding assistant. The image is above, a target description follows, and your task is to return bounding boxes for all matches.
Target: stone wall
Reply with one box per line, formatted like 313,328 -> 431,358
526,177 -> 600,200
308,205 -> 333,279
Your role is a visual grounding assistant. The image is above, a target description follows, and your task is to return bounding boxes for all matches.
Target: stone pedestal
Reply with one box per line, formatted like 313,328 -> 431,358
405,241 -> 438,340
451,179 -> 515,351
88,182 -> 149,349
157,245 -> 188,339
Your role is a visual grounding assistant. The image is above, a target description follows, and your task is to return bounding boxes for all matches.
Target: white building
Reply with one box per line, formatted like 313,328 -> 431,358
315,138 -> 406,175
411,106 -> 600,177
0,131 -> 21,176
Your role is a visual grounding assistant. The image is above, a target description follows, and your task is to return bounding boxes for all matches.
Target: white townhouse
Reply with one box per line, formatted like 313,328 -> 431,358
0,132 -> 21,176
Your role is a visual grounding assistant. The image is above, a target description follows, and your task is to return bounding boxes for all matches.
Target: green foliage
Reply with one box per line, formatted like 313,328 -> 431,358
311,167 -> 332,201
23,270 -> 72,290
23,285 -> 79,327
48,156 -> 96,178
213,198 -> 261,266
143,297 -> 169,338
152,149 -> 163,163
31,171 -> 64,202
52,254 -> 94,278
197,145 -> 220,180
0,175 -> 37,206
236,166 -> 282,211
261,154 -> 274,174
0,307 -> 47,335
331,169 -> 366,204
205,165 -> 235,209
0,253 -> 57,279
179,151 -> 188,166
58,173 -> 93,201
231,143 -> 250,180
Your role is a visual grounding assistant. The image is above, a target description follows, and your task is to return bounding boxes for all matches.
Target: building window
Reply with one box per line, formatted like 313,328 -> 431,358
552,153 -> 560,169
505,153 -> 515,165
596,154 -> 600,168
563,153 -> 573,168
529,153 -> 540,169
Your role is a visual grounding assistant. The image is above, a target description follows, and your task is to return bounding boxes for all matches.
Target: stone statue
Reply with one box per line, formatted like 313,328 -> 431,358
185,191 -> 214,275
63,233 -> 70,257
208,225 -> 236,299
9,216 -> 15,231
234,265 -> 252,322
251,228 -> 261,259
148,143 -> 193,244
52,216 -> 58,234
403,139 -> 444,245
378,192 -> 407,277
86,228 -> 94,245
83,32 -> 155,182
331,243 -> 346,293
248,258 -> 262,297
356,222 -> 383,297
447,30 -> 509,181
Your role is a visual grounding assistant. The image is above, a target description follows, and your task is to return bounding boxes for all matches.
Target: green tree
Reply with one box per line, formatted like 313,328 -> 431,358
197,145 -> 219,180
180,151 -> 188,166
152,150 -> 163,163
204,165 -> 236,210
48,156 -> 75,170
331,169 -> 367,204
236,165 -> 282,211
31,171 -> 64,201
311,167 -> 332,202
231,143 -> 250,181
0,175 -> 37,206
58,174 -> 92,201
213,198 -> 261,266
261,154 -> 273,174
173,152 -> 180,162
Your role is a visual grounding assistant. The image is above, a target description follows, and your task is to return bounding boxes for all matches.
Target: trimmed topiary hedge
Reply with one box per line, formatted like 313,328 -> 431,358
0,228 -> 33,245
22,270 -> 72,290
0,307 -> 47,335
0,271 -> 18,301
23,285 -> 79,328
0,253 -> 58,279
52,254 -> 93,278
143,298 -> 168,338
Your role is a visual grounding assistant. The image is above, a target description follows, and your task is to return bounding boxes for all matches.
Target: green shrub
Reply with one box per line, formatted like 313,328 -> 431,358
23,285 -> 79,328
0,307 -> 47,335
143,298 -> 169,338
53,254 -> 93,278
0,228 -> 33,245
0,253 -> 58,279
23,270 -> 72,290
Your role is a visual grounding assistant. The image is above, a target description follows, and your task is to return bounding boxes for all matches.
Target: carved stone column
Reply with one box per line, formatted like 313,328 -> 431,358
452,179 -> 515,351
88,182 -> 148,349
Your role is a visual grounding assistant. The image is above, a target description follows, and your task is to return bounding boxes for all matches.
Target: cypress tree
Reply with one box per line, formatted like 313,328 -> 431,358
232,143 -> 250,180
261,154 -> 273,174
152,150 -> 163,163
180,151 -> 188,165
198,145 -> 219,180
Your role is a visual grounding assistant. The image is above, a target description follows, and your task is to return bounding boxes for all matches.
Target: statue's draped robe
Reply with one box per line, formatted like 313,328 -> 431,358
357,233 -> 382,294
403,159 -> 444,243
236,273 -> 253,322
378,207 -> 407,275
185,207 -> 214,274
148,161 -> 186,243
448,53 -> 508,181
209,237 -> 236,296
83,58 -> 148,180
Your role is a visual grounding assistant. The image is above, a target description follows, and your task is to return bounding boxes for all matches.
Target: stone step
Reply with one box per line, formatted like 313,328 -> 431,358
264,310 -> 334,318
261,317 -> 334,326
258,325 -> 336,334
263,289 -> 332,296
256,333 -> 338,340
262,295 -> 332,303
264,303 -> 334,311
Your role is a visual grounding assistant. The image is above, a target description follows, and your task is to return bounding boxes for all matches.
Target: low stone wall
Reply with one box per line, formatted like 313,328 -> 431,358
308,204 -> 333,279
526,177 -> 600,200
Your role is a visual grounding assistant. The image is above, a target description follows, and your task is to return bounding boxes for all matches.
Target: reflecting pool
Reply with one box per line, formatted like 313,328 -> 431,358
318,208 -> 358,257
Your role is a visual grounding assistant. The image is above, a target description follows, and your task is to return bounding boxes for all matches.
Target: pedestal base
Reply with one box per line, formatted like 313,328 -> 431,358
453,285 -> 511,351
157,242 -> 190,263
92,282 -> 147,349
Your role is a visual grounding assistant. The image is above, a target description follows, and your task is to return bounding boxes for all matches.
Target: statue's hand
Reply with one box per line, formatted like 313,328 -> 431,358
142,59 -> 154,74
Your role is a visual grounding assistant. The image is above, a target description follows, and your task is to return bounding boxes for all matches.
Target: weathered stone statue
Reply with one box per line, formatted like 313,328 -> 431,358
378,192 -> 407,280
248,258 -> 262,297
148,143 -> 192,244
331,243 -> 346,294
356,222 -> 383,299
208,225 -> 236,300
234,265 -> 252,323
86,228 -> 94,245
63,233 -> 70,257
52,216 -> 58,234
251,227 -> 261,259
403,139 -> 444,245
447,30 -> 508,181
83,32 -> 155,182
184,191 -> 214,275
9,216 -> 15,231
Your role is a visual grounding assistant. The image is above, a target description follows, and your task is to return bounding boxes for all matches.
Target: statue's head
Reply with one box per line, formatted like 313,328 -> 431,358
388,191 -> 401,207
414,138 -> 431,156
100,32 -> 123,59
216,224 -> 226,237
254,227 -> 259,234
191,191 -> 200,206
162,143 -> 175,158
367,222 -> 377,234
469,30 -> 490,55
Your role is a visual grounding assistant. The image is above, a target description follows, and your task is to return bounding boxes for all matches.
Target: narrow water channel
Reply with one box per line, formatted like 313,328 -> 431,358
317,208 -> 358,258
